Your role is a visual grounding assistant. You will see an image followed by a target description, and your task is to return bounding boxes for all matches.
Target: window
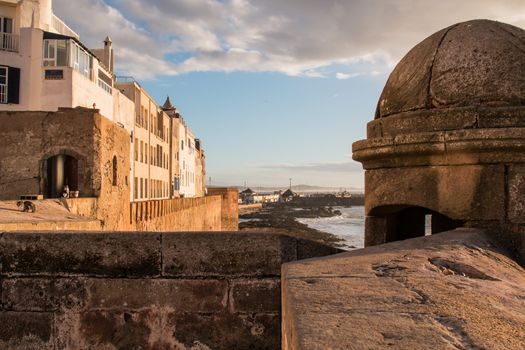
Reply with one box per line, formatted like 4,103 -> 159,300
43,39 -> 68,67
181,140 -> 184,150
1,17 -> 16,51
140,178 -> 143,199
0,66 -> 19,104
112,156 -> 117,186
134,177 -> 138,199
134,138 -> 138,161
70,41 -> 92,78
0,67 -> 7,104
140,141 -> 143,163
1,17 -> 13,34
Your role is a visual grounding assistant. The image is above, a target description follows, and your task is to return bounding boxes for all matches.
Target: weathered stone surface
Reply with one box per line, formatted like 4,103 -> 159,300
2,278 -> 87,311
55,310 -> 163,350
231,279 -> 280,313
508,164 -> 525,224
162,232 -> 297,277
86,279 -> 227,312
375,26 -> 447,118
168,312 -> 280,350
0,232 -> 161,277
376,20 -> 525,120
431,20 -> 525,108
364,164 -> 505,221
296,238 -> 343,259
282,229 -> 525,350
0,312 -> 54,350
0,231 -> 340,348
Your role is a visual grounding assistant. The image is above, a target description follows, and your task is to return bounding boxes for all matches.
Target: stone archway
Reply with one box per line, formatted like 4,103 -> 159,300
367,205 -> 463,244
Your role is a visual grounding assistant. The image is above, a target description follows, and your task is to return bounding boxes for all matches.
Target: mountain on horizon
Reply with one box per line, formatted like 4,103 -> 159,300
210,184 -> 363,193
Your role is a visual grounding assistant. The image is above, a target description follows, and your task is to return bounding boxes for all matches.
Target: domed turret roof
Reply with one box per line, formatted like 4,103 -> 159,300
376,19 -> 525,119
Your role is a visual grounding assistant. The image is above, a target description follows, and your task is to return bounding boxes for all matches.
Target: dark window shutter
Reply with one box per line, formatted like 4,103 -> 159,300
7,67 -> 20,104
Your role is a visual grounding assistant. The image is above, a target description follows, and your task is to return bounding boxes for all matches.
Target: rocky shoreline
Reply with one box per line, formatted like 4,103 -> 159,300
239,203 -> 348,248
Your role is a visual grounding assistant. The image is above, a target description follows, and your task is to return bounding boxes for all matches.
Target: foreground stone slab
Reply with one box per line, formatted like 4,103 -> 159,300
282,229 -> 525,350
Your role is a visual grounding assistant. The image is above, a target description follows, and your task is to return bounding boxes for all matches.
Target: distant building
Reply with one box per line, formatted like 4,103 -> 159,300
240,188 -> 255,204
280,189 -> 298,202
239,188 -> 279,204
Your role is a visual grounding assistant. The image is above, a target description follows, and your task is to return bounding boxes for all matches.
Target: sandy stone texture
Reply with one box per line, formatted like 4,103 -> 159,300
282,229 -> 525,350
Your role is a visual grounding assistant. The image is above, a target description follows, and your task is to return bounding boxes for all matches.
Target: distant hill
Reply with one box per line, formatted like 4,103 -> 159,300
210,184 -> 363,194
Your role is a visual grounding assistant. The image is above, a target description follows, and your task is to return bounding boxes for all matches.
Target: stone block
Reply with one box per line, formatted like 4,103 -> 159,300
2,278 -> 87,311
365,164 -> 505,221
162,232 -> 297,277
508,164 -> 525,224
0,312 -> 54,349
296,238 -> 344,260
168,312 -> 280,350
230,279 -> 280,313
55,310 -> 158,350
0,232 -> 161,277
86,279 -> 227,312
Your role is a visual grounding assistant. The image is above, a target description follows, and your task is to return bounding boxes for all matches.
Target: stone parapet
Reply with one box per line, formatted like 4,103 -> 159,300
0,231 -> 338,349
282,229 -> 525,350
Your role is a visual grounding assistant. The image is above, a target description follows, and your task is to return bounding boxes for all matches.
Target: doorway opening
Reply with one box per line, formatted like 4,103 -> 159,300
46,154 -> 78,198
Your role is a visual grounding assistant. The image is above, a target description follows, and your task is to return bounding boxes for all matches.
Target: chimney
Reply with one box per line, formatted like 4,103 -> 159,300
104,36 -> 114,74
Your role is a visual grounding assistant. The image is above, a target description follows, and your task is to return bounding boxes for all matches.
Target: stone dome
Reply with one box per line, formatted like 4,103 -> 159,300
375,19 -> 525,119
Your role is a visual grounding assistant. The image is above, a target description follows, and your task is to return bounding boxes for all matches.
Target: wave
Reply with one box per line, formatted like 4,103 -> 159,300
296,206 -> 365,250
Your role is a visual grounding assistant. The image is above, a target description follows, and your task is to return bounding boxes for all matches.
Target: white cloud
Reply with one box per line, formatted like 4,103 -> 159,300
53,0 -> 525,80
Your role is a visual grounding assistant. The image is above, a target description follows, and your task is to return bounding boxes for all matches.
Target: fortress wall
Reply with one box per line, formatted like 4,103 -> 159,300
0,109 -> 234,233
207,187 -> 239,230
0,232 -> 340,349
0,108 -> 100,199
129,195 -> 224,231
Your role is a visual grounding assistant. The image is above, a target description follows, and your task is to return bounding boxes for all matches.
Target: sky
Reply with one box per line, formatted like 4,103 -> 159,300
54,0 -> 525,189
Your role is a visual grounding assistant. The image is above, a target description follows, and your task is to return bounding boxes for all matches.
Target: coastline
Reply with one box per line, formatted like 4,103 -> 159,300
239,203 -> 357,249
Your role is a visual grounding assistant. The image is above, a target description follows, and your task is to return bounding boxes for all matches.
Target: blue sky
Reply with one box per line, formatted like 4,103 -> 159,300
54,0 -> 525,188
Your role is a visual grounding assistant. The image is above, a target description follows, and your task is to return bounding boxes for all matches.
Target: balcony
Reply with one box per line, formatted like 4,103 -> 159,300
0,33 -> 19,52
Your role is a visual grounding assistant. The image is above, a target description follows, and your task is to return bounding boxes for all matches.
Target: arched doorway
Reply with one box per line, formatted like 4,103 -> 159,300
46,155 -> 79,198
368,205 -> 463,243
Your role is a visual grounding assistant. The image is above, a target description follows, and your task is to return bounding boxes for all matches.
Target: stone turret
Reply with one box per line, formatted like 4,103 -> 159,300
353,19 -> 525,261
161,96 -> 177,117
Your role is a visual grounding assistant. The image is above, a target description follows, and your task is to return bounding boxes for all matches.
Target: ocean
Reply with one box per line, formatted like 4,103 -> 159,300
296,206 -> 365,250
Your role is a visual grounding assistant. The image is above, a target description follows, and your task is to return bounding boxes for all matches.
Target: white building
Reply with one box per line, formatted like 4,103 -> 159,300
0,0 -> 134,131
0,0 -> 206,200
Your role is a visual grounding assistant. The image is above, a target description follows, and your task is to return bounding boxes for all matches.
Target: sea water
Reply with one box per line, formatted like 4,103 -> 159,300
296,206 -> 365,250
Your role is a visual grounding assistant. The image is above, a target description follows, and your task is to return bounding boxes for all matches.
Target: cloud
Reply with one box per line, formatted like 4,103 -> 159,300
256,161 -> 363,173
53,0 -> 525,80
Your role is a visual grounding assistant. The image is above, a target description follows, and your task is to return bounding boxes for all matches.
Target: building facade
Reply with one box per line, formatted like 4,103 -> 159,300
0,0 -> 206,200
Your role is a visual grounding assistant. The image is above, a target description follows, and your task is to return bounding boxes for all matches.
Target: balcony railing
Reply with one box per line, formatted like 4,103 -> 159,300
0,33 -> 19,52
98,78 -> 113,94
52,15 -> 79,39
0,84 -> 7,104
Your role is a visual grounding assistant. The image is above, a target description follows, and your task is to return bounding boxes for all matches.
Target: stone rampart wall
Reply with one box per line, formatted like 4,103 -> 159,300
129,195 -> 224,231
0,232 -> 340,349
207,188 -> 239,230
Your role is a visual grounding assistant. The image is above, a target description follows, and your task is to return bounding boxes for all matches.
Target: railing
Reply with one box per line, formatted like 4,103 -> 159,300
52,15 -> 79,39
0,84 -> 7,104
0,33 -> 19,52
115,76 -> 141,88
98,78 -> 112,94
